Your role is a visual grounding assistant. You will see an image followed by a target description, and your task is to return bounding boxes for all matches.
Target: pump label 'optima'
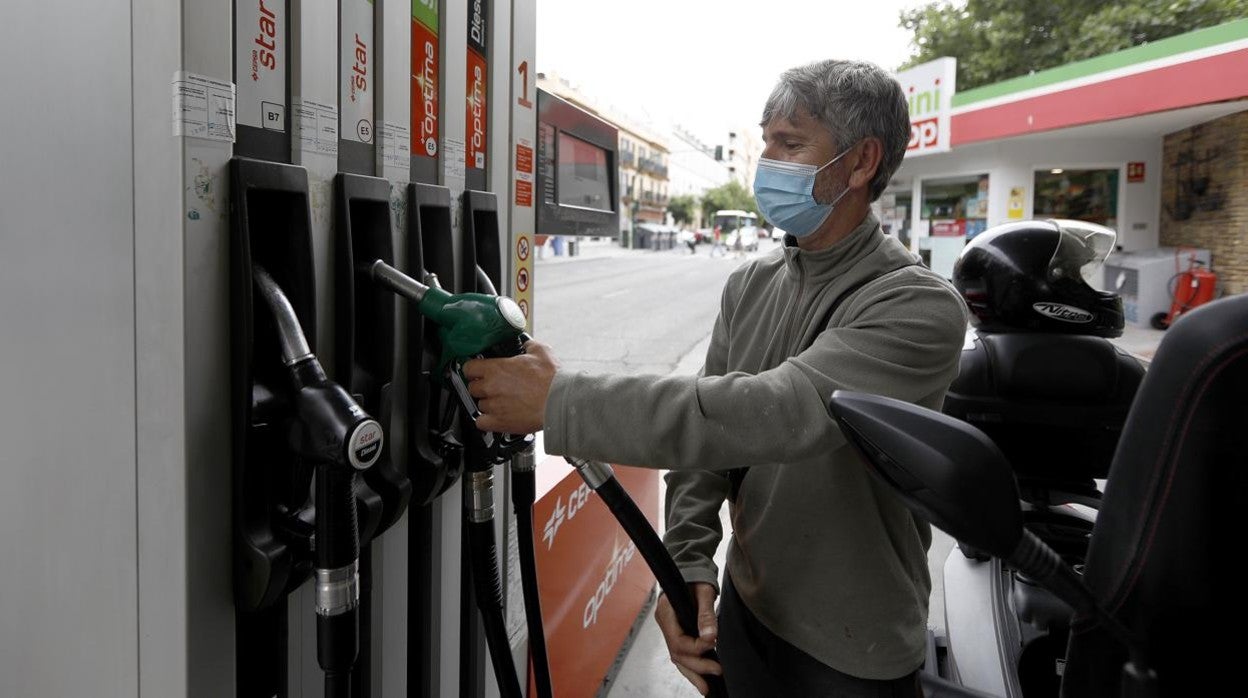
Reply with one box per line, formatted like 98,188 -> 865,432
411,24 -> 439,157
466,50 -> 488,169
582,541 -> 638,628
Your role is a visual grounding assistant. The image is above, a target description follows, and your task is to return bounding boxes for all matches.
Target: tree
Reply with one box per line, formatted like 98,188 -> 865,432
667,194 -> 699,226
700,180 -> 758,224
900,0 -> 1246,91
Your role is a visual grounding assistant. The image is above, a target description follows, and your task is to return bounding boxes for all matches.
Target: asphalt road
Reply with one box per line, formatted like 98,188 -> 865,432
532,243 -> 778,375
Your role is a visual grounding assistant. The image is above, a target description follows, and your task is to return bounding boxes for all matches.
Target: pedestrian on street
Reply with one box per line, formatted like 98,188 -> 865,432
711,226 -> 725,257
462,59 -> 967,698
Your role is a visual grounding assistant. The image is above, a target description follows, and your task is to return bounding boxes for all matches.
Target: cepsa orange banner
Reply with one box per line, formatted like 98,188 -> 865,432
528,460 -> 661,697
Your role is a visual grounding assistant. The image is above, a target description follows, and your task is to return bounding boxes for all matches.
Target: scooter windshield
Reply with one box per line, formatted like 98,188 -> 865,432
1048,219 -> 1116,284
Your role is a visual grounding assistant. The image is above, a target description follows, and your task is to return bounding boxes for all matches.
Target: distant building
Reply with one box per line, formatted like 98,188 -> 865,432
538,73 -> 671,234
665,124 -> 731,228
723,127 -> 764,189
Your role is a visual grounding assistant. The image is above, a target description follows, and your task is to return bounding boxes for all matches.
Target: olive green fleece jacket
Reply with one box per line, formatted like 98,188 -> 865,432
542,212 -> 968,680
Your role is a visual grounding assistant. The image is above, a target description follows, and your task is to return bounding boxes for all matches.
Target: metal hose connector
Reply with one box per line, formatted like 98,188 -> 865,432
565,456 -> 614,490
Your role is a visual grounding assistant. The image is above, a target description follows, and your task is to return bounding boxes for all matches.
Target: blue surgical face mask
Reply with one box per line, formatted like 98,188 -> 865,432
753,147 -> 854,238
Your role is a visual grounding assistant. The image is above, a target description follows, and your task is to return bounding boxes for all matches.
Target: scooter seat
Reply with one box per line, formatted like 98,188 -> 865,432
1062,295 -> 1248,697
944,332 -> 1144,482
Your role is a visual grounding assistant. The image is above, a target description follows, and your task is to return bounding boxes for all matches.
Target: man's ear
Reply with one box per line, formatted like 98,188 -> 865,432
847,138 -> 884,191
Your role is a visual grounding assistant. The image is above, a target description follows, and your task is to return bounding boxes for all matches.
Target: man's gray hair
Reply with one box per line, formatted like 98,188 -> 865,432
761,60 -> 909,201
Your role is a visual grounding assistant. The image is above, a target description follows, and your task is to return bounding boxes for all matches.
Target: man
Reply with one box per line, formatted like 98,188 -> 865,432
464,59 -> 967,696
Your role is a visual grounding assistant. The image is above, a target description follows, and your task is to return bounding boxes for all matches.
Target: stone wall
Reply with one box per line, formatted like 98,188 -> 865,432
1159,108 -> 1248,294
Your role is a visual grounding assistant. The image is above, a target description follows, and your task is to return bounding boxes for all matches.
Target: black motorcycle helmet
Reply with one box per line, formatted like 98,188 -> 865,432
953,219 -> 1125,337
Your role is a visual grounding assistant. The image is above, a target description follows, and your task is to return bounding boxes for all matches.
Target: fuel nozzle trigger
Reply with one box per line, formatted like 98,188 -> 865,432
445,356 -> 535,464
447,359 -> 482,422
444,330 -> 532,425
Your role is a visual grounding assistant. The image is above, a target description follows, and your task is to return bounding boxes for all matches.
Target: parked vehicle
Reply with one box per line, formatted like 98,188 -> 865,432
726,226 -> 760,253
712,209 -> 757,240
829,289 -> 1248,698
930,220 -> 1139,697
828,219 -> 1248,697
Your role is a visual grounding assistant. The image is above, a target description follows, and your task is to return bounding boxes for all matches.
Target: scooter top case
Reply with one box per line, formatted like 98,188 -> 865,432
943,331 -> 1144,494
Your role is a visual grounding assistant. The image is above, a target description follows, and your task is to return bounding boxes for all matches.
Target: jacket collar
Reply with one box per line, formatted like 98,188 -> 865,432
781,212 -> 892,285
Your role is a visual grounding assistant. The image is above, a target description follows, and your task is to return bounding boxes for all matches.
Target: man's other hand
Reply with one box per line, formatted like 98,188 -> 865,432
463,340 -> 558,434
654,582 -> 722,695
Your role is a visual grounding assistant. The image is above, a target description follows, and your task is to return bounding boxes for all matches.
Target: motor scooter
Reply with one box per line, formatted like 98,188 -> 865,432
829,291 -> 1248,698
928,327 -> 1144,697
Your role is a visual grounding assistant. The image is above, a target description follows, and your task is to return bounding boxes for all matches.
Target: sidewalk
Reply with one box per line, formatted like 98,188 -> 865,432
1111,324 -> 1166,362
535,237 -> 691,265
536,237 -> 778,265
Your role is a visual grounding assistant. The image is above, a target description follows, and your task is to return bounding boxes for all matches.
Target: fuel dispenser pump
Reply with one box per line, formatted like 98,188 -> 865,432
335,170 -> 412,539
229,157 -> 319,696
469,263 -> 554,698
254,265 -> 382,697
334,171 -> 415,698
229,157 -> 390,697
364,257 -> 526,698
405,182 -> 465,502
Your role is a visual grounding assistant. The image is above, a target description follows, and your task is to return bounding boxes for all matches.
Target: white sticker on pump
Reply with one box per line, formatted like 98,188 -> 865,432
341,0 -> 374,144
380,121 -> 411,170
443,137 -> 466,190
296,98 -> 339,155
236,0 -> 286,131
172,72 -> 236,141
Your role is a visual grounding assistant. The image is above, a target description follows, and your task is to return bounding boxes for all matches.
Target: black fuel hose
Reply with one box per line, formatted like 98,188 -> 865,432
315,465 -> 360,698
469,265 -> 552,696
511,452 -> 553,698
325,670 -> 351,698
567,458 -> 728,698
464,488 -> 523,698
253,267 -> 377,698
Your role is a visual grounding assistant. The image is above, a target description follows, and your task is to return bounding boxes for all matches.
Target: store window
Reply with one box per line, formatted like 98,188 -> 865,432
1033,168 -> 1119,227
921,174 -> 990,239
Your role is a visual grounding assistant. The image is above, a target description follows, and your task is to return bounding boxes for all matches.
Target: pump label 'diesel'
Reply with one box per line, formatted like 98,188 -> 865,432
341,0 -> 375,144
465,0 -> 488,170
235,0 -> 286,132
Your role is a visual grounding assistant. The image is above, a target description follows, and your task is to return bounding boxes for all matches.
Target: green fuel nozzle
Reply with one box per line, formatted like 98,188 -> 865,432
365,259 -> 532,463
366,259 -> 528,374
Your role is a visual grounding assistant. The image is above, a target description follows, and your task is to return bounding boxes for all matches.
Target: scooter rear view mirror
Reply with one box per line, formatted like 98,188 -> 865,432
827,390 -> 1025,559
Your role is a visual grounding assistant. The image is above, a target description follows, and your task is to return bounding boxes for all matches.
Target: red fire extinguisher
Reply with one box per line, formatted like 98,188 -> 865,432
1151,249 -> 1218,329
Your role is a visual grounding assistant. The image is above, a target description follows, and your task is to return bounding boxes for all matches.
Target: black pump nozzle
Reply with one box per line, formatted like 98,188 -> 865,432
253,265 -> 384,696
